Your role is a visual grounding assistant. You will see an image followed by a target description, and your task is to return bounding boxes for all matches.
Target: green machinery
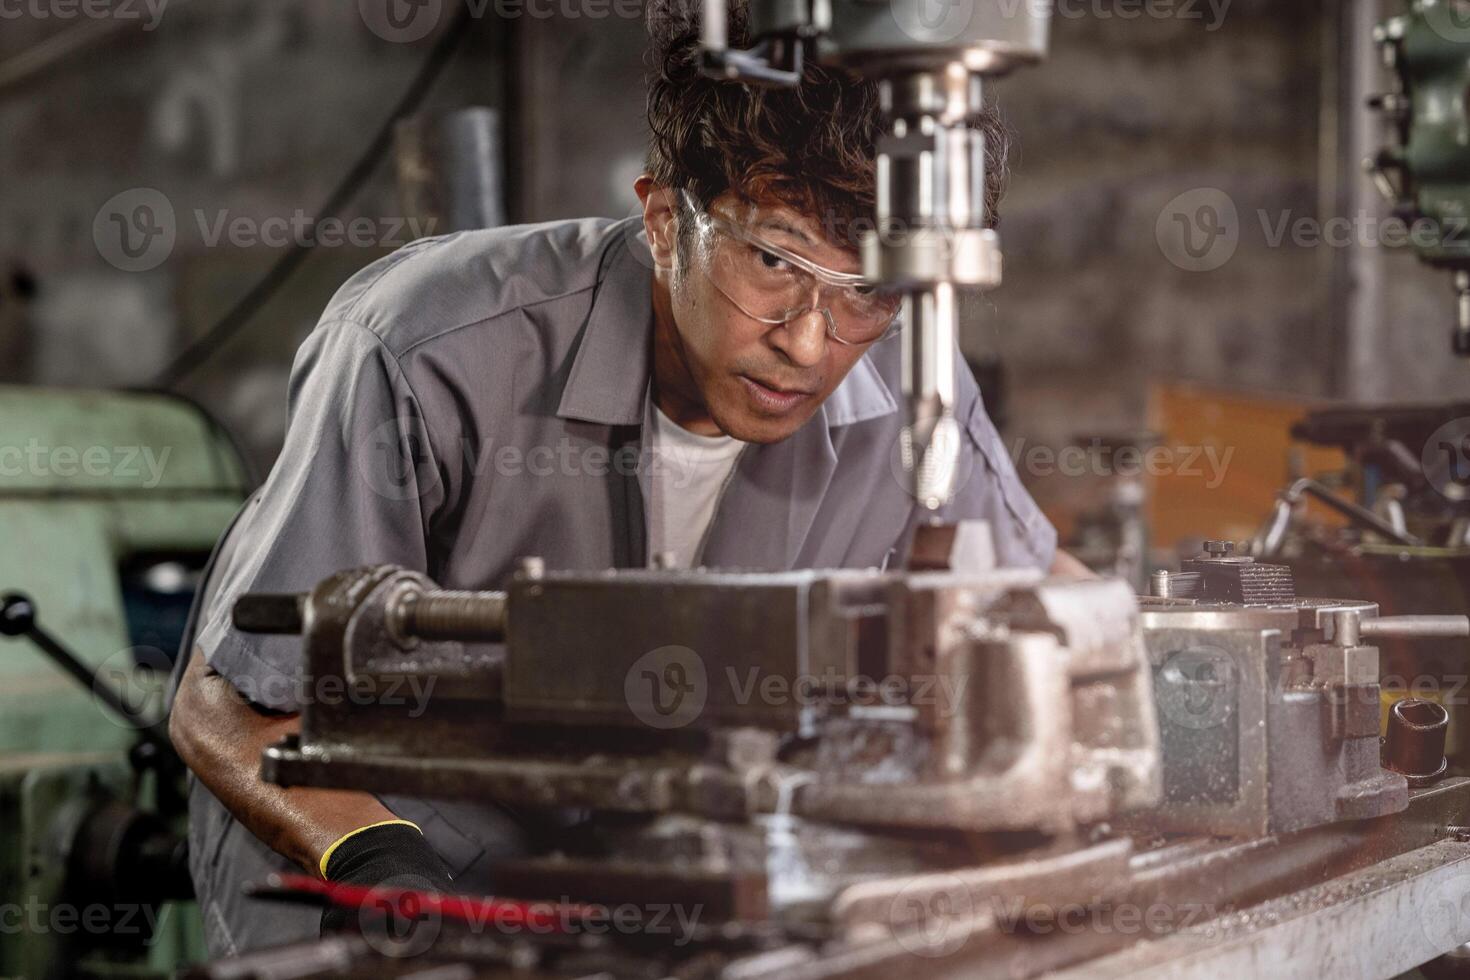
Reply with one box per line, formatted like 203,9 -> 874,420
0,385 -> 250,978
1370,0 -> 1470,354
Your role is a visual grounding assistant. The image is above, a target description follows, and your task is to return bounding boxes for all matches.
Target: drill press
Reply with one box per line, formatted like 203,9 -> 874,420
700,0 -> 1050,510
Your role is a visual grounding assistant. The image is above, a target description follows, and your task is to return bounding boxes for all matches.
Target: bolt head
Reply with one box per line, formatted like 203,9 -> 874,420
0,593 -> 35,637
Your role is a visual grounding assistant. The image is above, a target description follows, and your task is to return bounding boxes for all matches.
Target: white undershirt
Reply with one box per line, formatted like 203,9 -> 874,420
646,402 -> 746,569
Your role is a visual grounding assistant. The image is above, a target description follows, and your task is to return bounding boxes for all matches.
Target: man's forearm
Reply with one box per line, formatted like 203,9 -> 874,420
170,652 -> 397,875
1050,548 -> 1097,579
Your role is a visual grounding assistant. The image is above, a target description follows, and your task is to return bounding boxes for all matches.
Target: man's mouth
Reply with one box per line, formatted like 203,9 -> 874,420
738,375 -> 816,414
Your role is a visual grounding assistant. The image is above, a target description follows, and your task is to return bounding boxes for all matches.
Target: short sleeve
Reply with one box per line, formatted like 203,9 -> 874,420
943,390 -> 1058,572
194,319 -> 442,711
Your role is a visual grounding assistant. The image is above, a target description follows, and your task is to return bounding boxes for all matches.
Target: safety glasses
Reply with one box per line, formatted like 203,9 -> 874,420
681,194 -> 903,346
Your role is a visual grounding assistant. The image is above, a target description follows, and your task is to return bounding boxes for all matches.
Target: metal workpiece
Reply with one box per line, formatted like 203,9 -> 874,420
1132,595 -> 1407,837
254,560 -> 1160,835
1383,697 -> 1450,786
789,573 -> 1161,832
227,539 -> 1470,978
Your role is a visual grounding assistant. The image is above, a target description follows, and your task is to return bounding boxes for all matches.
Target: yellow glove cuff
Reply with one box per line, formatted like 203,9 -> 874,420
318,819 -> 423,879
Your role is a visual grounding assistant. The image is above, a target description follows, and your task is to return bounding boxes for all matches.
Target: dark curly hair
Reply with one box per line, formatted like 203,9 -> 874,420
644,0 -> 1011,249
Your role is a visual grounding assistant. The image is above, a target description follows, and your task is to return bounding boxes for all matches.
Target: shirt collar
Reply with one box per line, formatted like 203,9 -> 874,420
555,219 -> 656,426
555,218 -> 897,429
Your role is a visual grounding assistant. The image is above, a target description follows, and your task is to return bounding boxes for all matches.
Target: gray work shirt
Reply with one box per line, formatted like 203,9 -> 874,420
187,216 -> 1056,955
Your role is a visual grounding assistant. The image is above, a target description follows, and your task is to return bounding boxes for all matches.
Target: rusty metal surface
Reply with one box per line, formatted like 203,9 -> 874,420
258,562 -> 1162,836
185,781 -> 1470,980
1131,597 -> 1407,837
222,544 -> 1470,979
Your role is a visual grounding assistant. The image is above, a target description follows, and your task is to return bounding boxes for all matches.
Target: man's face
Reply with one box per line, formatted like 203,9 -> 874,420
643,184 -> 881,445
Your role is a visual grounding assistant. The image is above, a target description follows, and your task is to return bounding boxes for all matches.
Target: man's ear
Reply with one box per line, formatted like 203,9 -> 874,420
635,175 -> 677,272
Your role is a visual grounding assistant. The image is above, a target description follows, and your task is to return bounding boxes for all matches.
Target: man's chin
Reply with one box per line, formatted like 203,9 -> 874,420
708,398 -> 819,445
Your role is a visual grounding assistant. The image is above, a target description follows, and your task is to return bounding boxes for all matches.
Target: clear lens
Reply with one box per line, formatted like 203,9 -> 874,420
695,212 -> 901,344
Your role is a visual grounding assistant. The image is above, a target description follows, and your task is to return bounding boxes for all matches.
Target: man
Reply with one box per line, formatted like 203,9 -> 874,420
169,0 -> 1077,956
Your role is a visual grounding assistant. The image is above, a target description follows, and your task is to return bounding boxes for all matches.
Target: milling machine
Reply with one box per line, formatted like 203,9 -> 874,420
172,1 -> 1470,976
0,385 -> 252,978
179,527 -> 1470,978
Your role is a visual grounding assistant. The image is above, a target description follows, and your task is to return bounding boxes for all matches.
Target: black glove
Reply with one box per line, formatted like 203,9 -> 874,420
319,821 -> 454,937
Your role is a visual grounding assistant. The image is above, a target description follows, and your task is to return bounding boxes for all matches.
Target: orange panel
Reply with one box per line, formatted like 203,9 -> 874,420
1148,383 -> 1346,551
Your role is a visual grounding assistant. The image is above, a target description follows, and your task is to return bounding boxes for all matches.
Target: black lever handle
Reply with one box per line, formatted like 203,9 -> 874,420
0,592 -> 175,760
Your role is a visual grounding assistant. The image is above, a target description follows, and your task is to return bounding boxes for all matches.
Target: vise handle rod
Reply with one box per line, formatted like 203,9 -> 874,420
234,587 -> 506,643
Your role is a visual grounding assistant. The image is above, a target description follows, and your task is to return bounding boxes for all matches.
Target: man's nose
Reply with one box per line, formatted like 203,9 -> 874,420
770,309 -> 828,368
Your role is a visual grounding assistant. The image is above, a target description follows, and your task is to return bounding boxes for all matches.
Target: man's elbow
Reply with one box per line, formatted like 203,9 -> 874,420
168,652 -> 209,772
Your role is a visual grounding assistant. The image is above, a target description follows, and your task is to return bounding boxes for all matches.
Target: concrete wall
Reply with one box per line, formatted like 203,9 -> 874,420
3,0 -> 1465,486
2,2 -> 507,463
